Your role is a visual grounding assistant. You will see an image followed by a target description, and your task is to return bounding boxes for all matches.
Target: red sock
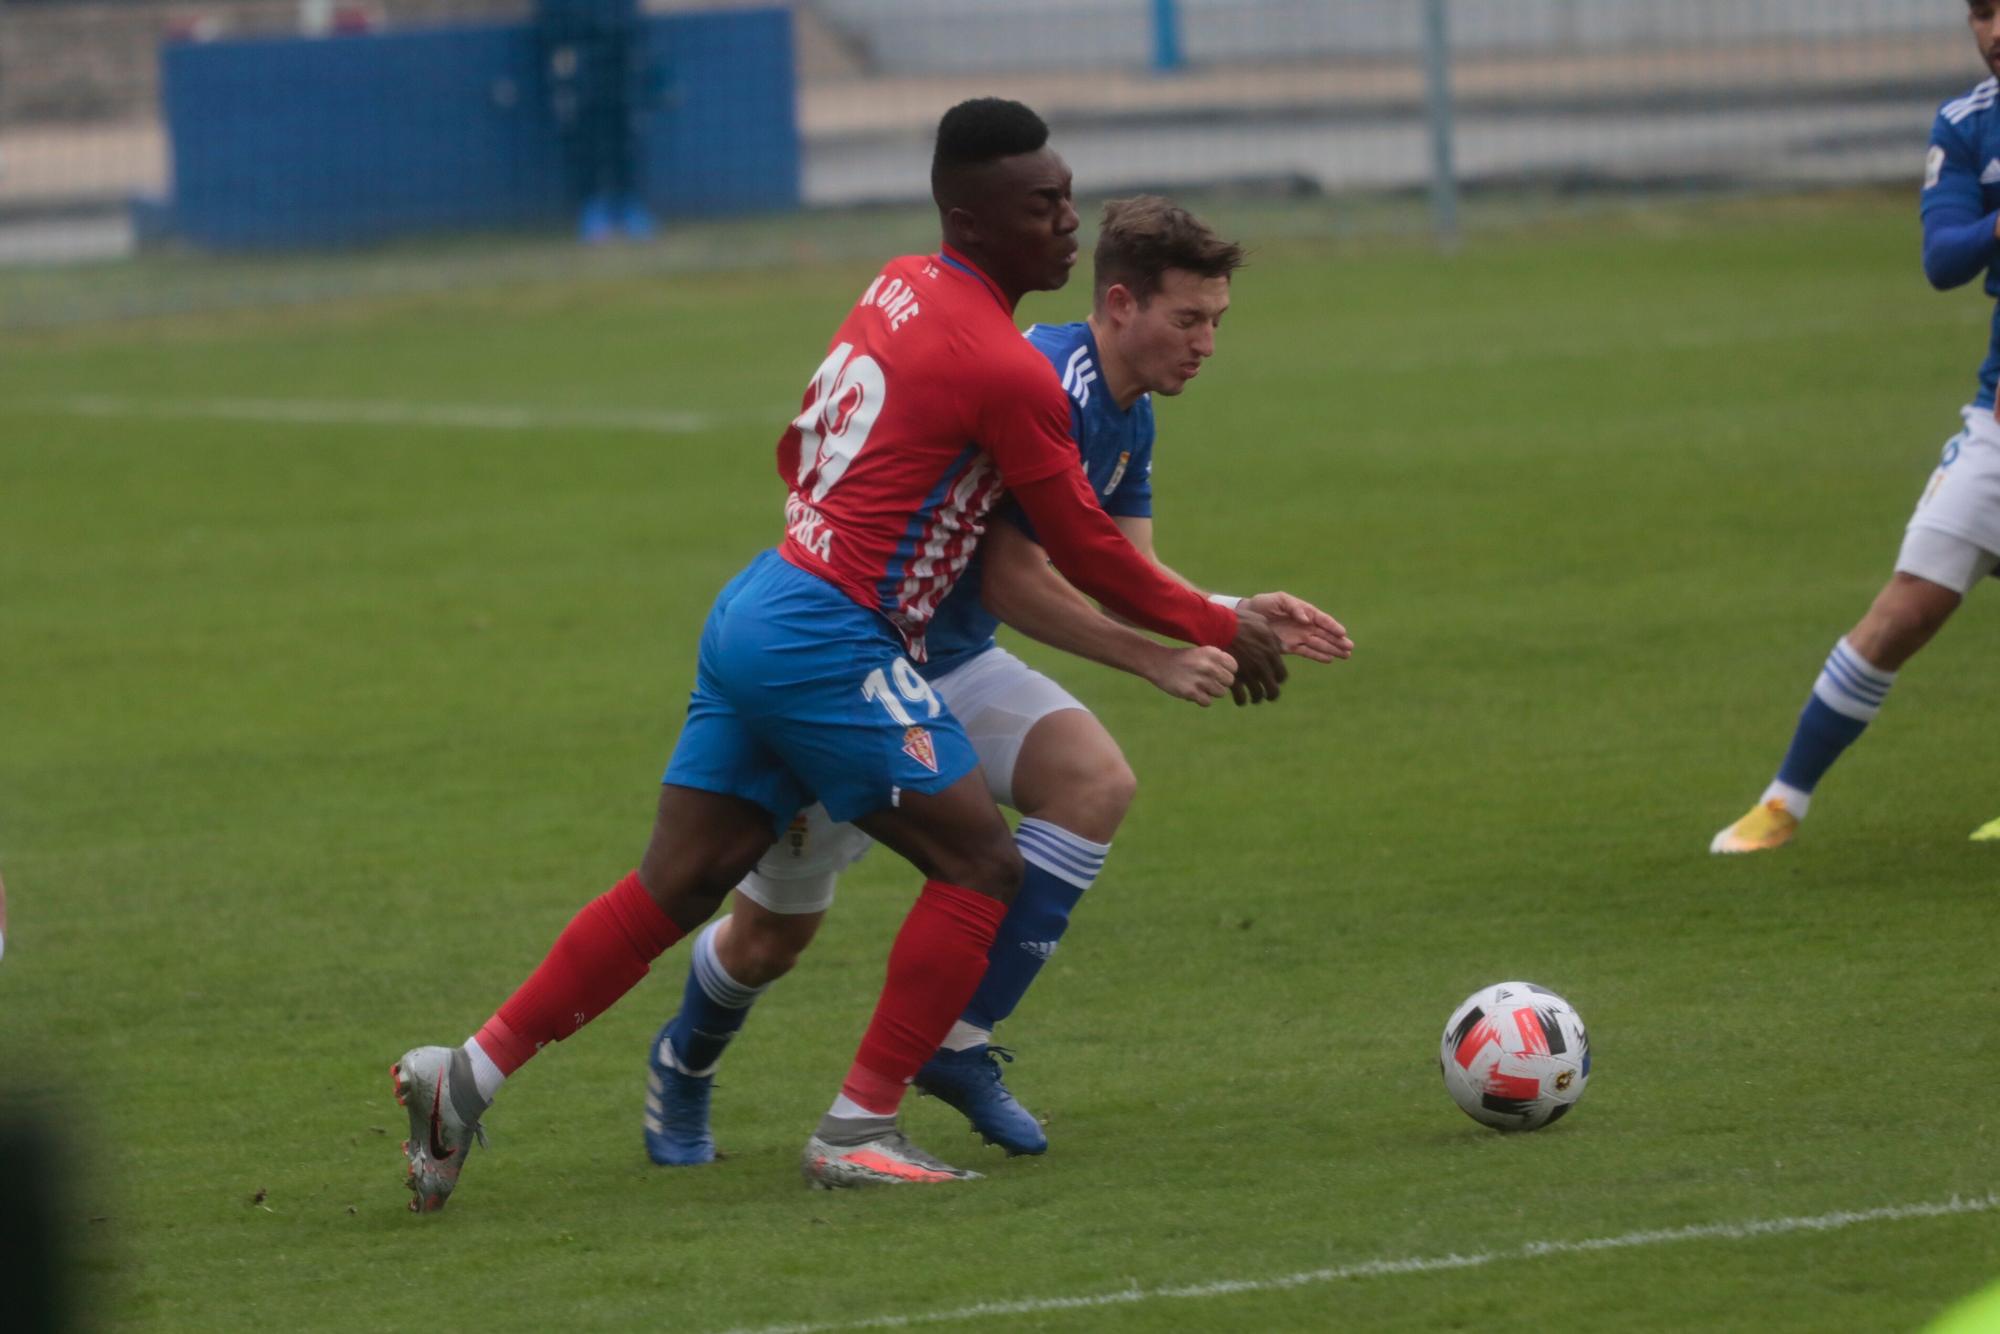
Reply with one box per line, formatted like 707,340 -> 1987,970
472,871 -> 683,1076
840,880 -> 1009,1115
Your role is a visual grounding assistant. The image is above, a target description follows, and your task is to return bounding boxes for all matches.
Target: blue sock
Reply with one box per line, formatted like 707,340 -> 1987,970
662,920 -> 765,1077
960,819 -> 1109,1034
1770,637 -> 1894,812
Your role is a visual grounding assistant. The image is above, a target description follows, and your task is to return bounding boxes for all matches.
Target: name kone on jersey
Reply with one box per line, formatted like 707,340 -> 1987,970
857,273 -> 925,334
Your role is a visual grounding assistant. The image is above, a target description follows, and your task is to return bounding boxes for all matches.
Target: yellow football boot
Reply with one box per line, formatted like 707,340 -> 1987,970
1971,816 -> 2000,843
1709,798 -> 1800,854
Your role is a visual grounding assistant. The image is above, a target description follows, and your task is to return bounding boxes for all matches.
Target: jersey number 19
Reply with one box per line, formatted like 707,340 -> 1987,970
792,342 -> 887,503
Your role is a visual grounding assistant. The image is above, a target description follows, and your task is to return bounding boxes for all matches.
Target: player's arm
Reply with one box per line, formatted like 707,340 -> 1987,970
983,373 -> 1287,702
1108,516 -> 1195,591
1922,117 -> 2000,290
1008,465 -> 1287,703
1111,515 -> 1353,663
984,430 -> 1280,700
979,518 -> 1235,706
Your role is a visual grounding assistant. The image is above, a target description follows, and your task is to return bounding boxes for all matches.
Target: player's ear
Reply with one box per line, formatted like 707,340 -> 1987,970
1106,283 -> 1139,325
942,205 -> 980,253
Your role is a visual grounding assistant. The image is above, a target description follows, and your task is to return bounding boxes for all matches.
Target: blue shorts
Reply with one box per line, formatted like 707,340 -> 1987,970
662,550 -> 980,833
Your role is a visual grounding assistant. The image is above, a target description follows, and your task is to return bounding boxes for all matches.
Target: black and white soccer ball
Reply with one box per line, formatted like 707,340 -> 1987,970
1439,981 -> 1590,1131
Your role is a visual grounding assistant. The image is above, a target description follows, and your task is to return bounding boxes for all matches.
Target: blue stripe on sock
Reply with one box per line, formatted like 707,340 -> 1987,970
1829,646 -> 1892,699
1015,822 -> 1107,881
1818,674 -> 1882,715
1824,647 -> 1886,695
691,926 -> 762,1009
1830,642 -> 1893,692
1821,652 -> 1887,706
1016,844 -> 1101,889
1016,817 -> 1110,856
1016,835 -> 1101,879
1818,665 -> 1883,712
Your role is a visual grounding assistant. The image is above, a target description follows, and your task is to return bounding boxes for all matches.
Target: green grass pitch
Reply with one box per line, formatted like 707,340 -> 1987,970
1,191 -> 1995,1331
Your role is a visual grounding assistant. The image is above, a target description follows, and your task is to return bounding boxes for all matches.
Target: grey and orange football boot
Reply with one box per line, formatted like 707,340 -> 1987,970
800,1113 -> 982,1189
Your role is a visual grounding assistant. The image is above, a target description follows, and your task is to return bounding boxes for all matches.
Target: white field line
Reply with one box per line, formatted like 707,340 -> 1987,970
41,395 -> 715,435
717,1192 -> 1999,1334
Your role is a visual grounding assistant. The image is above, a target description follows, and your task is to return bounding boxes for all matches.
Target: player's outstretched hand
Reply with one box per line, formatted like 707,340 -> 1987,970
1146,645 -> 1237,707
1227,607 -> 1287,706
1245,591 -> 1353,663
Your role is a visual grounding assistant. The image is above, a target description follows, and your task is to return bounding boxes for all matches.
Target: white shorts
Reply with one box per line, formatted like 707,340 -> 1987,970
734,645 -> 1087,916
1897,405 -> 2000,595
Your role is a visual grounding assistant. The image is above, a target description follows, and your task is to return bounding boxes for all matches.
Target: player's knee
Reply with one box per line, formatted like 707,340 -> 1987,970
641,818 -> 774,922
981,839 -> 1027,903
1068,757 -> 1136,840
1028,749 -> 1136,842
1096,755 -> 1138,826
644,850 -> 755,918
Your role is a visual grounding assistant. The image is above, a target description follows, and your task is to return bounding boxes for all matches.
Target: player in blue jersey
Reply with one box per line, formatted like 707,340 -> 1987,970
644,196 -> 1351,1165
1711,0 -> 2000,853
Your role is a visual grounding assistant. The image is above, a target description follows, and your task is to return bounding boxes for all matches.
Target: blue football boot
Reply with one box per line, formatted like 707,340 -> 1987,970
913,1045 -> 1047,1156
644,1020 -> 717,1166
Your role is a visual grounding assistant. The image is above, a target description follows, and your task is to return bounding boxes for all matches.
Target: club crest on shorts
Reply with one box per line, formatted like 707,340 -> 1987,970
901,725 -> 939,773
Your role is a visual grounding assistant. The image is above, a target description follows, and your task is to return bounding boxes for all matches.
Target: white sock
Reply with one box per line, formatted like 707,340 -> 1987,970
941,1020 -> 991,1052
1758,779 -> 1813,821
825,1092 -> 881,1121
691,917 -> 765,1009
463,1036 -> 506,1104
1813,636 -> 1897,723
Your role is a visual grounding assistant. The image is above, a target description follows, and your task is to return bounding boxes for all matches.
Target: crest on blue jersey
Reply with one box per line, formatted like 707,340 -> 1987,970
1105,450 -> 1131,494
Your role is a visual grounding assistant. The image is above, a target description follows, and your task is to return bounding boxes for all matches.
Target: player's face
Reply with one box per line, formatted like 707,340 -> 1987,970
1972,2 -> 2000,76
961,149 -> 1081,297
1110,268 -> 1231,398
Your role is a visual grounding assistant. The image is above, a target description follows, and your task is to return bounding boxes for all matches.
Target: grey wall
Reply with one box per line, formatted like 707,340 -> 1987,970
811,0 -> 1962,75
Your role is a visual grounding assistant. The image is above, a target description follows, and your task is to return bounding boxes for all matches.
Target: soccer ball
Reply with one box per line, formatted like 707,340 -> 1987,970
1439,981 -> 1590,1131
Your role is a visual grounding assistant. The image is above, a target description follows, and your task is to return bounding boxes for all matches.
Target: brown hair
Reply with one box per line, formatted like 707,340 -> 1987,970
1092,196 -> 1246,306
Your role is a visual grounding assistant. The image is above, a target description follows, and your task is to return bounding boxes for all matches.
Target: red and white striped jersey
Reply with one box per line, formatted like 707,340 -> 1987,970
775,247 -> 1077,659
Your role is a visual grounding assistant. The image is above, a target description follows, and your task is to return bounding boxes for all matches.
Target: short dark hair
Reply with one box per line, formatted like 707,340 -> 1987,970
931,98 -> 1050,207
1092,196 -> 1246,305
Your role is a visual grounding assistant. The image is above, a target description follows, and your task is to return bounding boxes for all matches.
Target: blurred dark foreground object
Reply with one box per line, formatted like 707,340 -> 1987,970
0,1112 -> 69,1333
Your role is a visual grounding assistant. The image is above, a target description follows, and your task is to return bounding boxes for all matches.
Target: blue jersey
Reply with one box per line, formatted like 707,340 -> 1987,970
1922,76 -> 2000,409
920,321 -> 1157,677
